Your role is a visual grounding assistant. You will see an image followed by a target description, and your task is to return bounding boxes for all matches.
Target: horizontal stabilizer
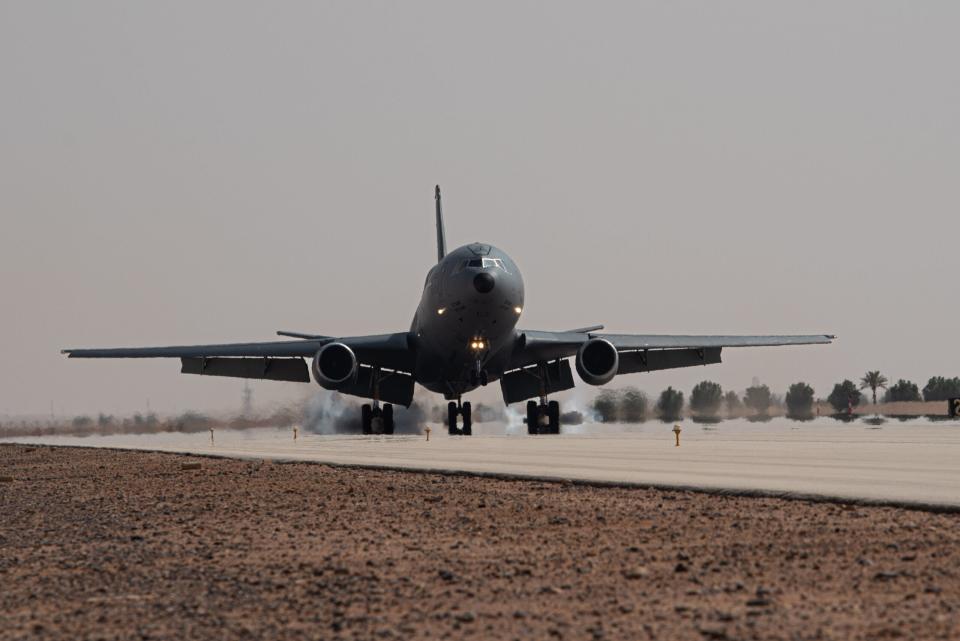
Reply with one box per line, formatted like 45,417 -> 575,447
564,325 -> 604,334
276,331 -> 331,340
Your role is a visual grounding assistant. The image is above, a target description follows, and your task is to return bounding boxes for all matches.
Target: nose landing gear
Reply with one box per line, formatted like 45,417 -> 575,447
447,399 -> 472,436
526,399 -> 560,435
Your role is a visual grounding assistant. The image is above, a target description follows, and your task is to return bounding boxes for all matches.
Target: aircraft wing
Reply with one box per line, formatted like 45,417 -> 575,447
62,332 -> 416,384
510,330 -> 834,371
62,339 -> 333,359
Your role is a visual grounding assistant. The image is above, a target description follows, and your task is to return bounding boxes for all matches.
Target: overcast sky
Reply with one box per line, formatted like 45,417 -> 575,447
1,2 -> 957,418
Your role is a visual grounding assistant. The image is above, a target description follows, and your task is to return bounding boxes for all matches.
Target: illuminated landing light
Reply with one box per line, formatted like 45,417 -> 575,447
437,308 -> 446,315
514,306 -> 523,314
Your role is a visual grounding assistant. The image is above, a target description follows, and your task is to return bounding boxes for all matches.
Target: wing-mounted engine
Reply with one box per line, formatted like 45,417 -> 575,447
310,341 -> 415,407
575,338 -> 619,386
312,342 -> 359,389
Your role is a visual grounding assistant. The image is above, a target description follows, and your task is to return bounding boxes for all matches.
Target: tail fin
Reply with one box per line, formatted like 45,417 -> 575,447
435,185 -> 446,263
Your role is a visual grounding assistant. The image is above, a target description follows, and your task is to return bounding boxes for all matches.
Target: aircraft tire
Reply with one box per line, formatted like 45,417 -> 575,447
548,400 -> 560,434
526,400 -> 539,435
361,404 -> 373,435
448,401 -> 459,435
462,402 -> 472,436
383,403 -> 394,435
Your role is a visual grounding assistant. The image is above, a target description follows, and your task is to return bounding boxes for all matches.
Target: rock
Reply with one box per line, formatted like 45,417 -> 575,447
454,611 -> 476,623
622,568 -> 649,580
674,562 -> 689,573
438,569 -> 456,582
873,571 -> 900,582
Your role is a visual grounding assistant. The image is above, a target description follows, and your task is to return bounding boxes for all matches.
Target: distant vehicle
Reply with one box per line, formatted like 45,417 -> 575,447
63,187 -> 834,435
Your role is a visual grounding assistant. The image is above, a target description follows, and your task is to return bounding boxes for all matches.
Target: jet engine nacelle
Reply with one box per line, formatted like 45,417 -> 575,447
312,342 -> 358,389
575,338 -> 619,386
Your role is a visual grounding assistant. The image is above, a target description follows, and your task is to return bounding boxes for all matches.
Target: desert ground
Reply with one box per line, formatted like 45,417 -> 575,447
1,443 -> 958,641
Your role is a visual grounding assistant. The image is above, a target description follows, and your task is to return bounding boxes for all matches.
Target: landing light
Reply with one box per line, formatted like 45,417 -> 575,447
437,308 -> 446,315
514,306 -> 523,314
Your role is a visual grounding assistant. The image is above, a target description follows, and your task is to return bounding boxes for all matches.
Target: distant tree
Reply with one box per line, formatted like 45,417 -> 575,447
724,390 -> 742,415
743,385 -> 772,415
859,371 -> 888,405
827,380 -> 862,413
884,379 -> 921,403
656,387 -> 684,421
689,381 -> 723,416
922,376 -> 960,402
785,382 -> 815,417
97,413 -> 114,427
592,389 -> 619,423
71,415 -> 92,429
619,387 -> 648,423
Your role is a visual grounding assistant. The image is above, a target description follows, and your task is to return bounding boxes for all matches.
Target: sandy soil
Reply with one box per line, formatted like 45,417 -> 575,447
1,444 -> 958,641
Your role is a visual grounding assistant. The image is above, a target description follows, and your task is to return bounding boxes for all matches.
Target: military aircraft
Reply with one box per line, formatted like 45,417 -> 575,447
63,187 -> 833,435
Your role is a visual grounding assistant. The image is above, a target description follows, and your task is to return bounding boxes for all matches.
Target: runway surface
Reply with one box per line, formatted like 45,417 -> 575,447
6,417 -> 959,509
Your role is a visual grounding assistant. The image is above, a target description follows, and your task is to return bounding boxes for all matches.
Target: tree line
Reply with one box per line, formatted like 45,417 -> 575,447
590,372 -> 960,422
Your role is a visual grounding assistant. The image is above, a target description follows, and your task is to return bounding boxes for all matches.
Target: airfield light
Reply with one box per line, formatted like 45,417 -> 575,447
437,308 -> 446,315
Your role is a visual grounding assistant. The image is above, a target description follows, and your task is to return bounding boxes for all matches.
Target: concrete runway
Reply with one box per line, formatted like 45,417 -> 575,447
6,418 -> 960,509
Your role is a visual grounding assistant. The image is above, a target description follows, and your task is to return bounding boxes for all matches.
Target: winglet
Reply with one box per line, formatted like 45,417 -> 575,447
435,185 -> 446,263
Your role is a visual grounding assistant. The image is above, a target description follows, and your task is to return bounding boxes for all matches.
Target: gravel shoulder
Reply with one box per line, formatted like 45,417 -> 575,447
1,444 -> 958,640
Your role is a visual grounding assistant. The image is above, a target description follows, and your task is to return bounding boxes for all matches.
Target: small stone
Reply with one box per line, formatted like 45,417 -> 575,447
438,569 -> 456,582
622,567 -> 649,580
454,611 -> 476,623
674,562 -> 689,573
873,571 -> 900,582
180,462 -> 201,471
745,597 -> 771,607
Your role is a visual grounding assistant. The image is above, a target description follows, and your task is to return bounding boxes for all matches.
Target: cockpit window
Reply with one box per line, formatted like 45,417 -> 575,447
454,257 -> 509,273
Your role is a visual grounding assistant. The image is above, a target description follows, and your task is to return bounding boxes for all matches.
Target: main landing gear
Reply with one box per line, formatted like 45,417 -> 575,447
361,402 -> 394,435
526,399 -> 560,435
447,399 -> 472,436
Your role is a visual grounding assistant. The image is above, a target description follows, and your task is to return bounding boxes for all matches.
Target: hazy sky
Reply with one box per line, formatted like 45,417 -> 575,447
1,2 -> 957,418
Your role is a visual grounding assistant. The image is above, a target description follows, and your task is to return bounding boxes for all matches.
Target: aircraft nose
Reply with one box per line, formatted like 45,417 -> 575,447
473,271 -> 495,294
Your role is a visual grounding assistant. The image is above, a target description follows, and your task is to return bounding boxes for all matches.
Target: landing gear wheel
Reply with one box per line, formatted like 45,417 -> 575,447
371,406 -> 383,434
526,400 -> 539,435
480,371 -> 489,386
462,402 -> 472,436
361,404 -> 373,435
382,403 -> 394,435
448,401 -> 459,435
548,400 -> 560,434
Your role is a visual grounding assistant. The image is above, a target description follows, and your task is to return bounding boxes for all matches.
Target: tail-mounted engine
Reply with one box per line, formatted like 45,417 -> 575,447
575,338 -> 619,386
312,342 -> 358,389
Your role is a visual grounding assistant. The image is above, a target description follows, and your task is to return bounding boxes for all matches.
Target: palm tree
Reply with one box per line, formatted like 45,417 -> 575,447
860,371 -> 889,406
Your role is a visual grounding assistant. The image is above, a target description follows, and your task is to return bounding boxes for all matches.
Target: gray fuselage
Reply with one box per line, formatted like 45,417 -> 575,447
411,243 -> 524,398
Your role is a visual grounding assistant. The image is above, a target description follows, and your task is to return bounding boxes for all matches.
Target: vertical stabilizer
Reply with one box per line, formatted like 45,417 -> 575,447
435,185 -> 446,263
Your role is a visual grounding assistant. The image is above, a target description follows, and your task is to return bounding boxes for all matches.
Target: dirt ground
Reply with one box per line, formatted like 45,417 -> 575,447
1,444 -> 958,641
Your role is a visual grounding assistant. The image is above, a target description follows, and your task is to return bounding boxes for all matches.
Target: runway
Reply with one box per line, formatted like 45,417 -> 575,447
6,417 -> 960,509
